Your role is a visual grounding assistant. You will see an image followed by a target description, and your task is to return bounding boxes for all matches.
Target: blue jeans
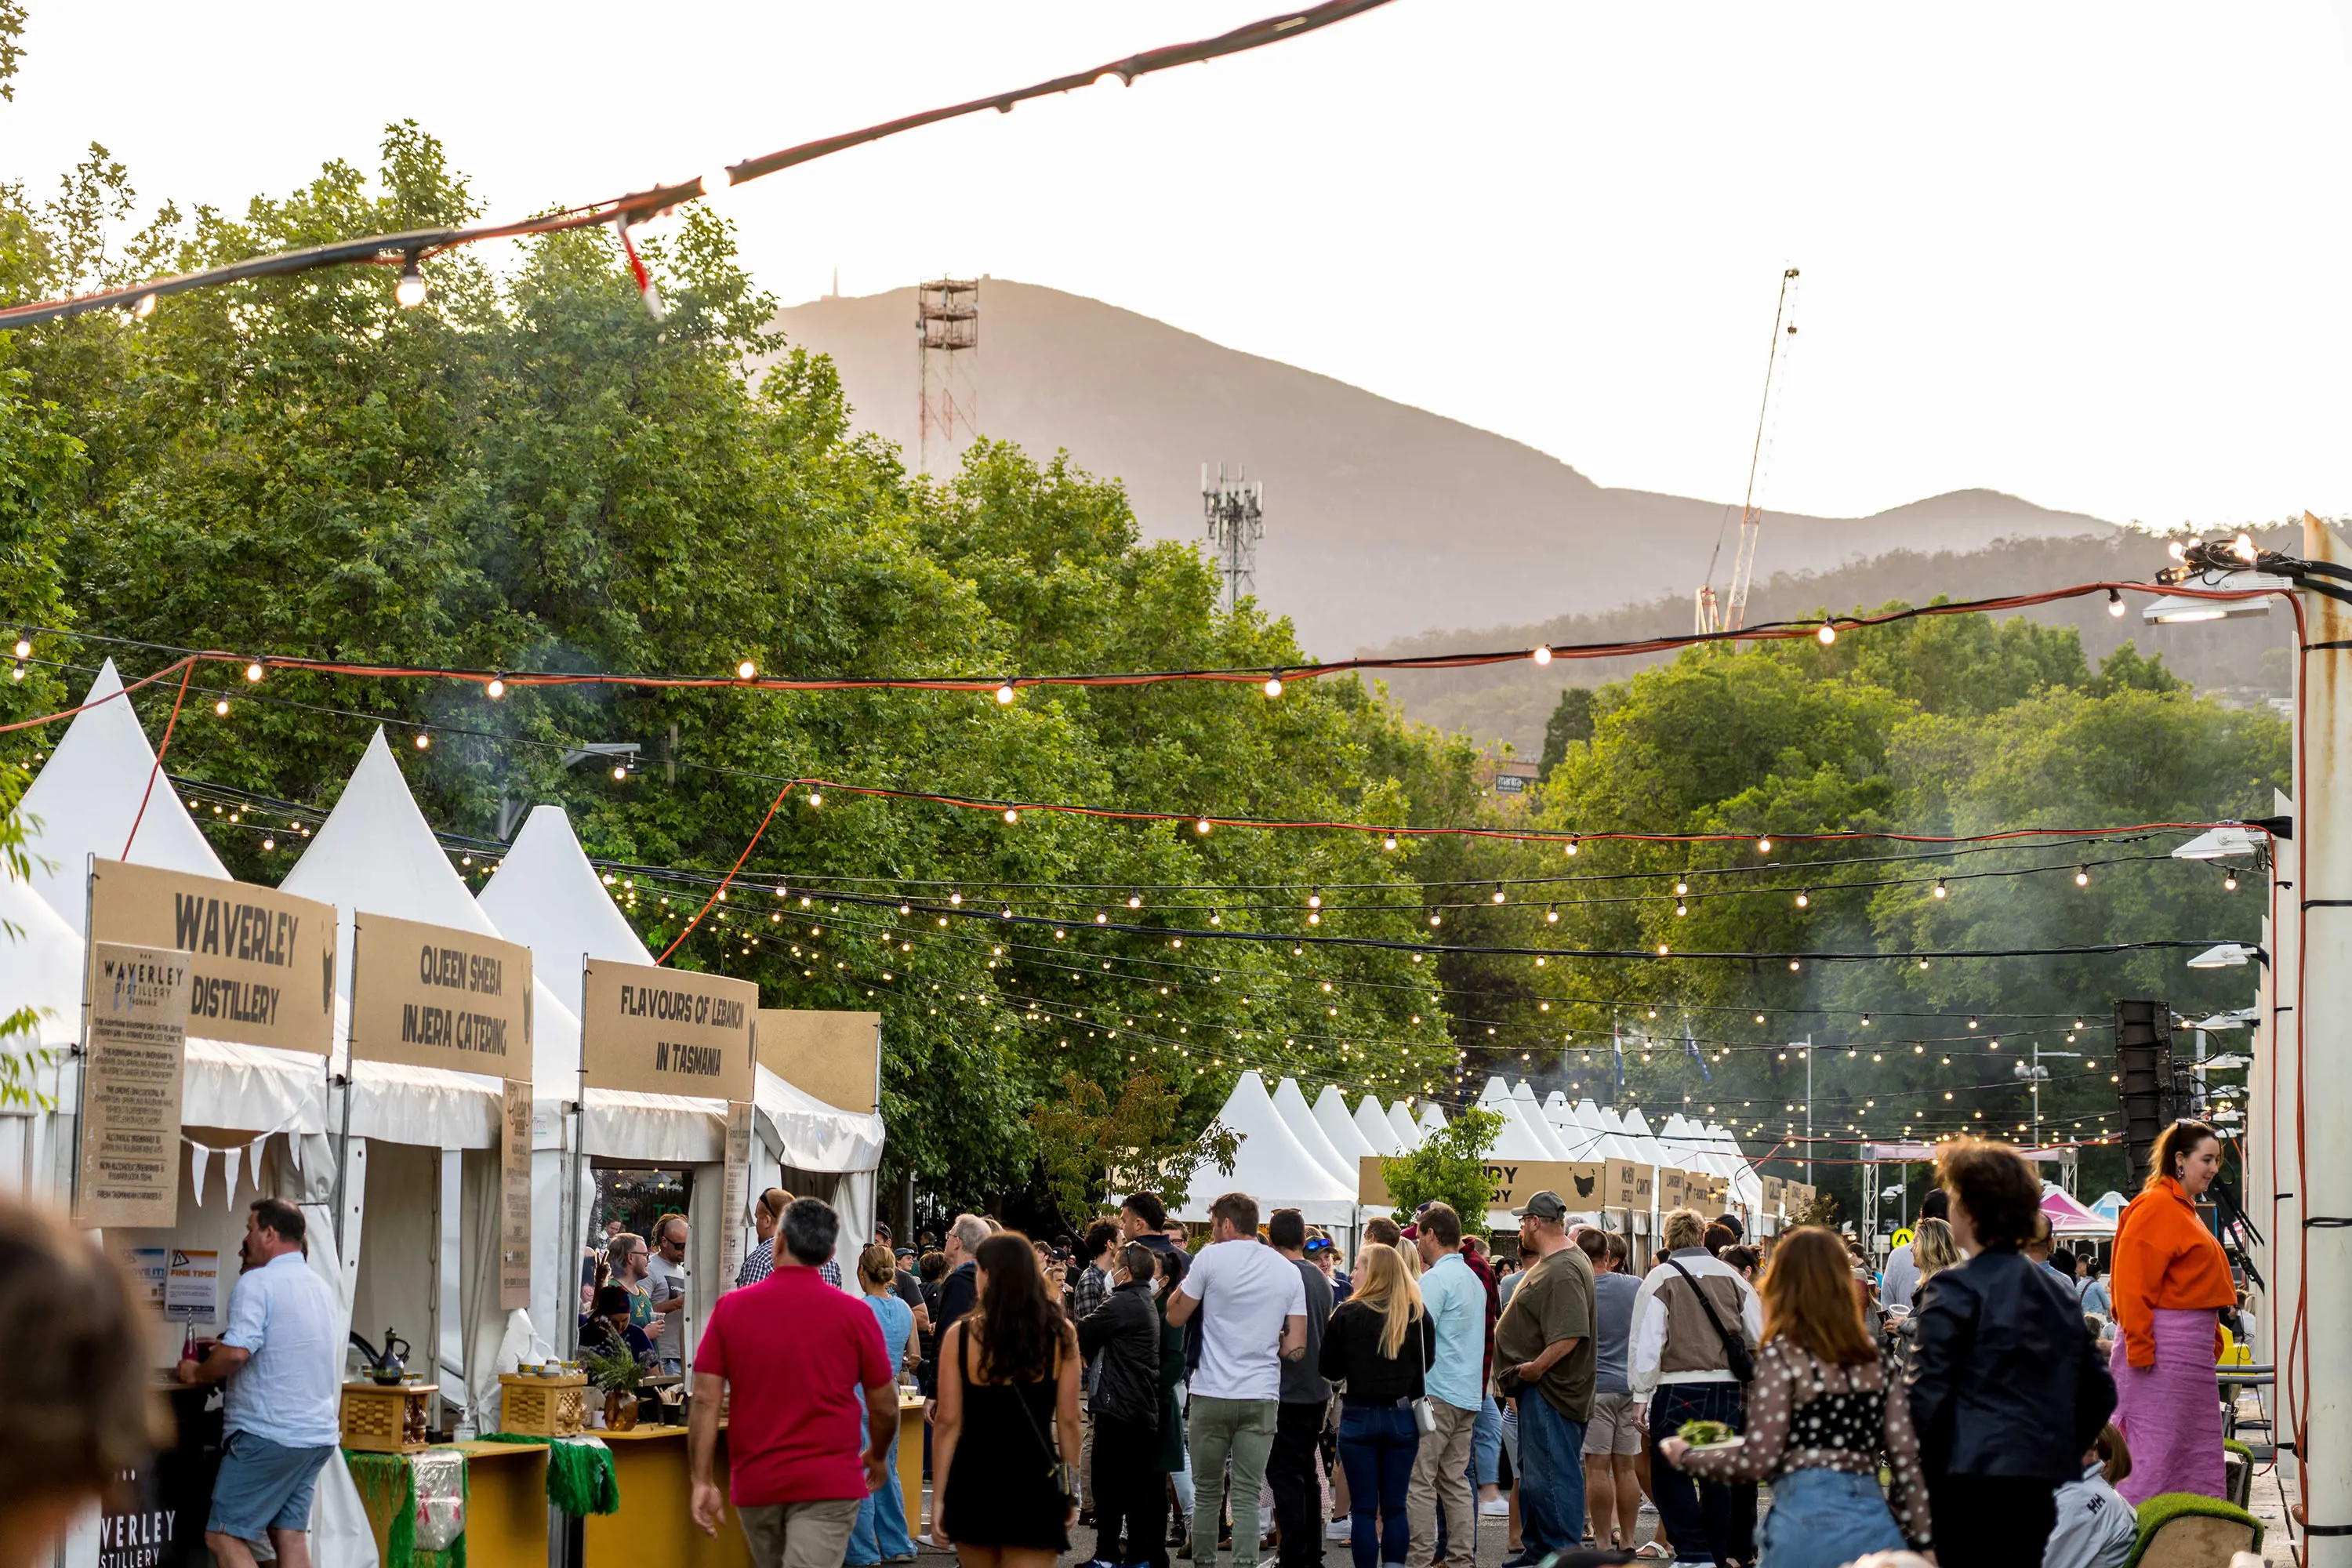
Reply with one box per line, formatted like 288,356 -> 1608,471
1471,1395 -> 1501,1488
1337,1403 -> 1418,1568
846,1421 -> 912,1563
1513,1392 -> 1588,1557
1647,1382 -> 1751,1566
1755,1470 -> 1904,1568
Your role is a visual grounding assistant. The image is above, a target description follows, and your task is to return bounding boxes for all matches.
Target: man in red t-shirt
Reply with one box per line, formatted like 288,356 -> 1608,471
691,1196 -> 898,1567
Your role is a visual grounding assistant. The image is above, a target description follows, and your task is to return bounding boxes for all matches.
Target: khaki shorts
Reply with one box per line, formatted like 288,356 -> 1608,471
1581,1390 -> 1642,1457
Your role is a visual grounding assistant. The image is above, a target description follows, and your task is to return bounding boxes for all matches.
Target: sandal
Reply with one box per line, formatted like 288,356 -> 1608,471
1632,1544 -> 1673,1560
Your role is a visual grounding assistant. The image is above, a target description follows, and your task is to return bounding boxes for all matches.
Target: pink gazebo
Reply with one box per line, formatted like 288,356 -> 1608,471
2042,1181 -> 2115,1237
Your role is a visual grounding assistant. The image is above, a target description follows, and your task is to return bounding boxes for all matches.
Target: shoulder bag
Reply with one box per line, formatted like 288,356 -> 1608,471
997,1330 -> 1083,1512
1663,1256 -> 1756,1385
1410,1311 -> 1439,1433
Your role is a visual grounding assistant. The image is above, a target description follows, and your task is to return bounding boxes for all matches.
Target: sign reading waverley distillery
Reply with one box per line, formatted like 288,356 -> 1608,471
350,912 -> 532,1076
75,942 -> 193,1229
87,859 -> 334,1055
580,959 -> 757,1102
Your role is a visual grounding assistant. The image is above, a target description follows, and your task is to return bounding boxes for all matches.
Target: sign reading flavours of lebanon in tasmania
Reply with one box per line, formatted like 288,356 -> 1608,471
349,912 -> 532,1076
86,859 -> 335,1055
580,958 -> 757,1103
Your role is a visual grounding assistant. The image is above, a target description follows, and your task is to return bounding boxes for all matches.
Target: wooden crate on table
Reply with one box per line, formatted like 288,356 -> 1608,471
499,1372 -> 588,1438
340,1381 -> 432,1454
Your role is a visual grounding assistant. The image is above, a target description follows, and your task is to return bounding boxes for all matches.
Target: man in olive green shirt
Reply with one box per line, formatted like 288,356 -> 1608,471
1492,1191 -> 1596,1564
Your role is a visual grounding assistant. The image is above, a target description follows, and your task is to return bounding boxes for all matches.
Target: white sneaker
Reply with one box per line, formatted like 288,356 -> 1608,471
1325,1522 -> 1352,1542
1478,1498 -> 1511,1517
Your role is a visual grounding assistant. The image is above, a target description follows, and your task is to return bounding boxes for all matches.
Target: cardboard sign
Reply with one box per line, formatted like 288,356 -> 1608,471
500,1079 -> 532,1311
721,1100 -> 755,1287
1762,1174 -> 1786,1214
580,959 -> 757,1102
75,942 -> 193,1229
1658,1167 -> 1689,1211
89,859 -> 334,1055
1605,1159 -> 1654,1210
757,1008 -> 880,1113
1354,1156 -> 1604,1214
350,913 -> 532,1076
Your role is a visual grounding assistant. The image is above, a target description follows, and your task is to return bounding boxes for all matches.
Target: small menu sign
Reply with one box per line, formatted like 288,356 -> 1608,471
75,942 -> 192,1229
1605,1159 -> 1653,1210
500,1079 -> 532,1311
89,860 -> 333,1055
580,959 -> 758,1102
350,913 -> 532,1076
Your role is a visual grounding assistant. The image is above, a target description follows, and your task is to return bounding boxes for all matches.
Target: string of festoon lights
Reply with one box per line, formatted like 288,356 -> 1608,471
0,0 -> 1396,329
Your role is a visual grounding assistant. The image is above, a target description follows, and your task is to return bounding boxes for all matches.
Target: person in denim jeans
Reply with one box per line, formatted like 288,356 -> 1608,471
1492,1192 -> 1595,1568
1319,1246 -> 1436,1568
1662,1229 -> 1931,1568
1630,1210 -> 1762,1566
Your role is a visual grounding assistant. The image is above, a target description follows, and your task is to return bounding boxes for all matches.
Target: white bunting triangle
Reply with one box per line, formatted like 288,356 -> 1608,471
221,1146 -> 241,1203
285,1134 -> 301,1175
249,1137 -> 268,1189
190,1145 -> 211,1207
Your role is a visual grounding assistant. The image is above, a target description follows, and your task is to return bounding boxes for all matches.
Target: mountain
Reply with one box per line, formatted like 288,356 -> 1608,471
768,280 -> 2116,656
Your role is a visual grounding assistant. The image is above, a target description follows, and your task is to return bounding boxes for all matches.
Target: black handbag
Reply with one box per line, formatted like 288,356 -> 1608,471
1664,1257 -> 1756,1385
1007,1338 -> 1083,1512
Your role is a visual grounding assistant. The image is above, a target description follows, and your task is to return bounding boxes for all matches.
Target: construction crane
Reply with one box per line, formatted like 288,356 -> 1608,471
1696,267 -> 1802,635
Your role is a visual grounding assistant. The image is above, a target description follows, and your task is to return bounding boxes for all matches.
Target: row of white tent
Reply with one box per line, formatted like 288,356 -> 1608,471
1174,1068 -> 1763,1232
3,663 -> 887,1566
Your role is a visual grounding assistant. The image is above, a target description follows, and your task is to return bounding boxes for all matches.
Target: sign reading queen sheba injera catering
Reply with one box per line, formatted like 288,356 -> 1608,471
580,958 -> 757,1102
349,911 -> 532,1076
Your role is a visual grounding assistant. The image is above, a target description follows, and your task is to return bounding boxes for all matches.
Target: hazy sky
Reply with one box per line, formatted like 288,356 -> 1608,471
8,2 -> 2349,527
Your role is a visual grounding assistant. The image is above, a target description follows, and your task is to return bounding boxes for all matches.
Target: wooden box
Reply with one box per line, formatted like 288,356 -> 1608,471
499,1372 -> 589,1438
341,1381 -> 432,1454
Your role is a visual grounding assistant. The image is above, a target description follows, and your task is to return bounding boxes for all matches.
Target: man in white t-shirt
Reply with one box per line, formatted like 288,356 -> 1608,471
1167,1192 -> 1308,1568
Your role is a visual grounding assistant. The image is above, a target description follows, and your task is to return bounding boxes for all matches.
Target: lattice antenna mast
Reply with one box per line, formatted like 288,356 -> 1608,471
916,278 -> 980,474
1696,266 -> 1801,633
1202,463 -> 1265,614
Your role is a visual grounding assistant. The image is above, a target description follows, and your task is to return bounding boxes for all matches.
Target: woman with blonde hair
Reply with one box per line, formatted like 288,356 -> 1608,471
1888,1218 -> 1961,1374
1318,1245 -> 1435,1568
1662,1226 -> 1932,1568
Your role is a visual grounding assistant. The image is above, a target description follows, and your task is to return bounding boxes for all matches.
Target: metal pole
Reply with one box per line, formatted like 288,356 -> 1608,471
1805,1035 -> 1813,1186
331,923 -> 361,1254
2295,513 -> 2351,1560
67,855 -> 93,1221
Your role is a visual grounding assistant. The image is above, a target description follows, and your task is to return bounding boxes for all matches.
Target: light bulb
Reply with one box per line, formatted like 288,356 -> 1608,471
7,664 -> 20,682
9,638 -> 26,659
393,260 -> 428,309
1675,901 -> 1688,917
2232,532 -> 2257,562
263,837 -> 274,850
1491,885 -> 1506,903
1307,892 -> 1322,909
213,699 -> 229,717
244,661 -> 263,682
132,292 -> 157,320
1127,894 -> 1142,909
996,682 -> 1016,705
1795,889 -> 1810,908
1564,838 -> 1578,855
805,791 -> 822,807
2107,588 -> 2125,618
1545,903 -> 1559,924
2075,866 -> 2089,887
1757,837 -> 1773,854
737,659 -> 757,680
1382,835 -> 1398,851
1095,910 -> 1109,924
486,677 -> 505,699
949,891 -> 962,904
2223,870 -> 2239,891
1675,879 -> 1688,896
1531,644 -> 1552,665
1003,808 -> 1018,823
1263,676 -> 1283,698
1817,622 -> 1837,644
1196,817 -> 1212,834
612,765 -> 627,781
415,733 -> 430,750
2167,538 -> 2190,561
1933,879 -> 1947,898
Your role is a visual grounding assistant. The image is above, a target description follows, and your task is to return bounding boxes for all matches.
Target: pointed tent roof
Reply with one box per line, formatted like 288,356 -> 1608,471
1544,1091 -> 1608,1160
2042,1181 -> 2114,1236
1619,1107 -> 1675,1169
1170,1071 -> 1355,1224
1513,1079 -> 1575,1158
1273,1076 -> 1358,1187
1416,1102 -> 1449,1140
1353,1093 -> 1405,1156
1578,1099 -> 1639,1161
20,659 -> 228,932
282,730 -> 584,1091
1387,1101 -> 1424,1149
477,805 -> 654,968
1475,1076 -> 1561,1162
1313,1084 -> 1382,1178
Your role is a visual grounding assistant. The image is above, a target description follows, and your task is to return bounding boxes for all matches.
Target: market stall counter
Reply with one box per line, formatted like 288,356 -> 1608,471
583,1425 -> 753,1568
452,1441 -> 551,1566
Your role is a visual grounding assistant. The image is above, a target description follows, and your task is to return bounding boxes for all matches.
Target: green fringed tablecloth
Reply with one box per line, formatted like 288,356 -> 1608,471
477,1432 -> 620,1515
342,1449 -> 467,1568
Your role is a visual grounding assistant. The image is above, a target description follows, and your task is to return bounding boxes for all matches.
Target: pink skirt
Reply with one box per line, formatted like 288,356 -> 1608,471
2111,1307 -> 2225,1504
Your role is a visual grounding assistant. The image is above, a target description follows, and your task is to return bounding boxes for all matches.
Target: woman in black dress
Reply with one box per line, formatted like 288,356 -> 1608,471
934,1230 -> 1083,1568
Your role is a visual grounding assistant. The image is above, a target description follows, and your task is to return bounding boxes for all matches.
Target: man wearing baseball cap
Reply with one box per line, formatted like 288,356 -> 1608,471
1493,1191 -> 1596,1566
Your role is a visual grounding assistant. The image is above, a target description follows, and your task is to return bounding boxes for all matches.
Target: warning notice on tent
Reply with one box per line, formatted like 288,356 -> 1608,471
580,959 -> 757,1102
500,1077 -> 532,1311
350,912 -> 532,1076
88,859 -> 334,1056
75,942 -> 192,1230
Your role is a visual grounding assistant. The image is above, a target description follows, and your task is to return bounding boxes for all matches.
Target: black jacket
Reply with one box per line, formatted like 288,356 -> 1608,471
920,1261 -> 978,1398
1078,1279 -> 1163,1426
1319,1298 -> 1435,1406
1906,1247 -> 2117,1481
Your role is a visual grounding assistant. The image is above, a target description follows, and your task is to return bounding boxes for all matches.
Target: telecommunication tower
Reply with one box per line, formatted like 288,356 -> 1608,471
1202,463 -> 1265,614
915,278 -> 980,474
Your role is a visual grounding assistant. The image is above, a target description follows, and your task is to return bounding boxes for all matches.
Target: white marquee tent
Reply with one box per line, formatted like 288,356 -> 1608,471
1312,1084 -> 1381,1196
1171,1070 -> 1355,1225
1353,1093 -> 1406,1156
1386,1100 -> 1425,1149
1273,1075 -> 1358,1189
1475,1076 -> 1564,1162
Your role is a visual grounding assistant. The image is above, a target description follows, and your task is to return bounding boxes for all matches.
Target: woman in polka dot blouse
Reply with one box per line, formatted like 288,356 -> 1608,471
1659,1229 -> 1929,1568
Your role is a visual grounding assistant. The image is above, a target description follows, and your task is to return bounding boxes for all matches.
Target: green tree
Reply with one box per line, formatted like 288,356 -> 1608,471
1537,687 -> 1598,779
1028,1066 -> 1240,1229
1377,1105 -> 1504,1226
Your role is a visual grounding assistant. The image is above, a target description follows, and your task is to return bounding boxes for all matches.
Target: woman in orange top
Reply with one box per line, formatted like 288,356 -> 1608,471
2107,1119 -> 2234,1504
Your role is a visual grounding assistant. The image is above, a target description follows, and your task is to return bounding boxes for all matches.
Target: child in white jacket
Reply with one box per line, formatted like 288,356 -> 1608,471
2045,1425 -> 2137,1568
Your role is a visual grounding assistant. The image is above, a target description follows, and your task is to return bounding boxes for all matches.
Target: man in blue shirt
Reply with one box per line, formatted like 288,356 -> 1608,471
1406,1202 -> 1485,1568
178,1198 -> 342,1568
